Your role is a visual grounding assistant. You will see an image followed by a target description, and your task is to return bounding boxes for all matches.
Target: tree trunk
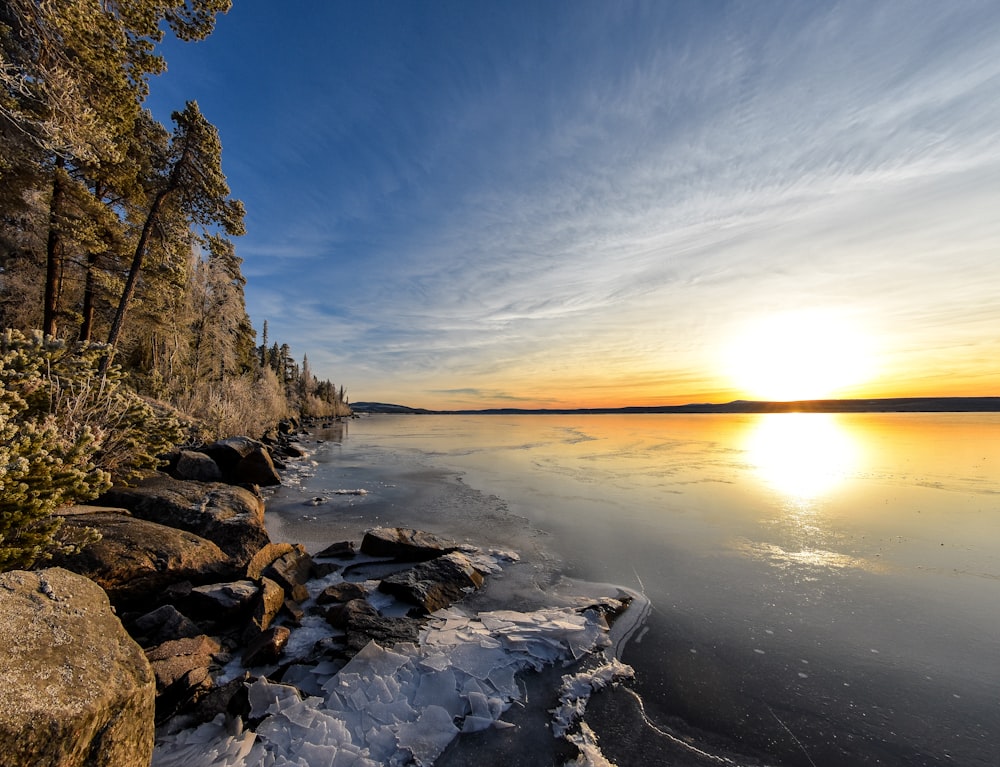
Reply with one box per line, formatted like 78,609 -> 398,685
42,163 -> 65,337
101,188 -> 167,373
78,251 -> 98,342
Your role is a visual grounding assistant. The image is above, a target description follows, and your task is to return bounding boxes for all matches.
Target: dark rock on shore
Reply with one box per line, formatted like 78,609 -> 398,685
131,605 -> 202,646
187,580 -> 259,620
198,436 -> 281,486
98,475 -> 269,568
315,540 -> 357,559
243,625 -> 291,666
360,526 -> 462,561
378,551 -> 485,613
245,541 -> 296,580
0,568 -> 155,767
173,449 -> 223,482
317,581 -> 368,605
145,634 -> 226,721
261,545 -> 314,602
247,577 -> 285,635
325,598 -> 424,654
49,510 -> 233,608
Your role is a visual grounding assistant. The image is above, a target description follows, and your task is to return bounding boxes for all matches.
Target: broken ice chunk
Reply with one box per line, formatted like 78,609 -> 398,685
248,678 -> 302,719
413,668 -> 463,717
366,697 -> 418,725
467,690 -> 491,719
345,640 -> 412,678
487,664 -> 520,698
448,642 -> 507,679
395,705 -> 460,766
418,652 -> 453,672
461,715 -> 495,733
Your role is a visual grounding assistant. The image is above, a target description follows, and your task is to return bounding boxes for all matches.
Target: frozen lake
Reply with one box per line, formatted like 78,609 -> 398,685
265,412 -> 1000,766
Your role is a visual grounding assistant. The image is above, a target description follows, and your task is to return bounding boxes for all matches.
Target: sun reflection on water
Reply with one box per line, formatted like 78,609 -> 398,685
745,413 -> 860,503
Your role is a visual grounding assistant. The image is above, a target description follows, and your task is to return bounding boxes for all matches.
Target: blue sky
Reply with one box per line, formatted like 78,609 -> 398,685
146,1 -> 1000,408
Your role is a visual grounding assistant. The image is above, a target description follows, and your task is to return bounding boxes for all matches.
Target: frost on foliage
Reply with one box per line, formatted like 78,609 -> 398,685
154,603 -> 618,767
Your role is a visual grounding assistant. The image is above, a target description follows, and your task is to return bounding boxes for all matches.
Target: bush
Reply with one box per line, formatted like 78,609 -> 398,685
0,330 -> 184,570
172,368 -> 290,441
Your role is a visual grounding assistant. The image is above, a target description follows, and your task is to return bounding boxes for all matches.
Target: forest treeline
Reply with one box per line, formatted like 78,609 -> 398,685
0,2 -> 348,567
0,0 -> 348,433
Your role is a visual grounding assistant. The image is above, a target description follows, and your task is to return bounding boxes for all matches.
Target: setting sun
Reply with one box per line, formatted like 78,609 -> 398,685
725,310 -> 876,401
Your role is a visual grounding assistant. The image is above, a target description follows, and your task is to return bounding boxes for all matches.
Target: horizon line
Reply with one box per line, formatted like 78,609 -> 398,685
351,395 -> 1000,415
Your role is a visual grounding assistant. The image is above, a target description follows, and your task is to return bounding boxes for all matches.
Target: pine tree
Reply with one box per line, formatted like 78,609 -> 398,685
103,101 -> 245,370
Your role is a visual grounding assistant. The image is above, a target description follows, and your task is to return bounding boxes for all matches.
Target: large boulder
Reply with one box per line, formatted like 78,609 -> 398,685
97,475 -> 270,567
360,526 -> 461,561
174,449 -> 223,482
0,568 -> 155,767
49,510 -> 233,608
378,551 -> 485,613
198,436 -> 281,487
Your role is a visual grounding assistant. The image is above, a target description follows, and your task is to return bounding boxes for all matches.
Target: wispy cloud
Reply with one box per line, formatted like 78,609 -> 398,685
149,2 -> 1000,407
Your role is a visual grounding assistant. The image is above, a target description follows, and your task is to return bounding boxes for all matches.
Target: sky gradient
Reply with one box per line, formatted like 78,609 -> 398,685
146,1 -> 1000,409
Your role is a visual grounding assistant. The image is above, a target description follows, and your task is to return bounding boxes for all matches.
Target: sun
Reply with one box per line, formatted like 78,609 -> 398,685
724,310 -> 876,401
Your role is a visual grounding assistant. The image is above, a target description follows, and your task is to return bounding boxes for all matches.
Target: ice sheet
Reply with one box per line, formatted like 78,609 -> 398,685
154,601 -> 626,767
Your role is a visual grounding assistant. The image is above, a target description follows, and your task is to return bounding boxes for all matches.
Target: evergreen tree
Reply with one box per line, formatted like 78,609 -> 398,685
103,101 -> 245,370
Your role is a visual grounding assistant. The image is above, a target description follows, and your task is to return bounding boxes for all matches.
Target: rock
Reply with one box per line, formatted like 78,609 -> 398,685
199,436 -> 281,487
360,526 -> 461,561
324,599 -> 424,655
145,635 -> 224,721
242,625 -> 291,666
316,581 -> 368,605
314,540 -> 357,559
262,547 -> 314,602
184,673 -> 251,726
311,561 -> 341,577
187,580 -> 259,619
0,568 -> 155,767
245,541 -> 296,581
98,475 -> 269,568
237,446 -> 281,486
131,605 -> 202,646
378,551 -> 485,613
174,449 -> 223,482
247,577 -> 285,637
282,599 -> 305,625
49,511 -> 233,608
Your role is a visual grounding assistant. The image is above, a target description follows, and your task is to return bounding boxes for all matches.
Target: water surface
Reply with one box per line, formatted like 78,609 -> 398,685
269,413 -> 1000,766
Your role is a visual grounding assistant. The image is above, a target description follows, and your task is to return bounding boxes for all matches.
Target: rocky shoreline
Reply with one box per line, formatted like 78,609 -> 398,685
0,420 -> 635,767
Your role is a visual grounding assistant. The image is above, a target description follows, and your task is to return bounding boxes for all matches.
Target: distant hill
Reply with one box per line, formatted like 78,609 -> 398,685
353,397 -> 1000,415
350,402 -> 435,414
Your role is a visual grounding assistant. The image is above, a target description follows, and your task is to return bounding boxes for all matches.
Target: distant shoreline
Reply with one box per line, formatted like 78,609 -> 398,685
351,396 -> 1000,415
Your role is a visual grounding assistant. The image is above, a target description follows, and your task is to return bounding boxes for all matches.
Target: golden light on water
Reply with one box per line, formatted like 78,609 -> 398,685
745,413 -> 860,501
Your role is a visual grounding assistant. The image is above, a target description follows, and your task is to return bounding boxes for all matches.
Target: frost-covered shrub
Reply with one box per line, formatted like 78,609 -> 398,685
173,367 -> 290,440
0,329 -> 184,570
